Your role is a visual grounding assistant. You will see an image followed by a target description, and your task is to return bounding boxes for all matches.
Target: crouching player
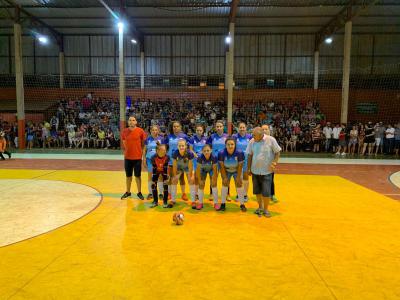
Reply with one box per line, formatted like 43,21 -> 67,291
194,144 -> 218,210
149,143 -> 170,208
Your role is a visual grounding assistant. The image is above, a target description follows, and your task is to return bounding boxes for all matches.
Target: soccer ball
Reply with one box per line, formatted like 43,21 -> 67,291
173,212 -> 185,225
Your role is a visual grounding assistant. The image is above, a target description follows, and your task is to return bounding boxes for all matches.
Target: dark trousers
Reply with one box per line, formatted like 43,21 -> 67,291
271,172 -> 275,196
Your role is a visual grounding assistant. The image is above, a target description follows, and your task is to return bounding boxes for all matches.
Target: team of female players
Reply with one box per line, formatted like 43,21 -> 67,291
142,120 -> 253,211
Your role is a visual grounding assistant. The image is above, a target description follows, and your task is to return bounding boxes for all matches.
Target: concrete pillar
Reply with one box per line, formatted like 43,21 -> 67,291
227,22 -> 235,135
118,25 -> 126,138
313,50 -> 319,90
140,51 -> 145,90
14,22 -> 25,150
59,51 -> 65,89
341,21 -> 352,124
225,51 -> 229,88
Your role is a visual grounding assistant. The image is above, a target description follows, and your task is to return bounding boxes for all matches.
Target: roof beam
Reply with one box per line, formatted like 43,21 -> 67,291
2,0 -> 63,48
315,0 -> 380,48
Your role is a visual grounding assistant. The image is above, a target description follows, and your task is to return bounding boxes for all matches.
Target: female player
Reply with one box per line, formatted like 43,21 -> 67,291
191,124 -> 208,199
165,121 -> 191,201
217,138 -> 246,212
232,122 -> 252,202
207,120 -> 229,201
170,139 -> 195,207
149,143 -> 170,208
195,144 -> 218,210
143,125 -> 164,200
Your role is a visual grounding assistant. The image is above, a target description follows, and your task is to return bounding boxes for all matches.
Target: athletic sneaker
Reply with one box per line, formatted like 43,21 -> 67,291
196,203 -> 203,210
216,203 -> 226,211
149,202 -> 158,208
167,201 -> 176,208
214,203 -> 220,210
335,152 -> 340,155
240,204 -> 247,212
191,202 -> 197,209
254,208 -> 262,215
162,203 -> 169,208
271,195 -> 278,203
182,193 -> 189,201
341,152 -> 346,156
263,210 -> 272,218
137,192 -> 145,200
147,194 -> 153,200
120,192 -> 131,199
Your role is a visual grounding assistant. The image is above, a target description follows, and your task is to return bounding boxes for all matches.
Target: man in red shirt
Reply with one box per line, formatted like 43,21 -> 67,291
121,116 -> 147,200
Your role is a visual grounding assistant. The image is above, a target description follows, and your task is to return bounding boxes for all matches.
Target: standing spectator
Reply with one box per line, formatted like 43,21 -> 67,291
332,124 -> 341,153
247,127 -> 281,218
120,115 -> 146,200
348,125 -> 358,156
358,124 -> 365,155
385,124 -> 395,154
323,122 -> 333,152
311,124 -> 321,153
374,122 -> 385,155
363,122 -> 375,155
394,123 -> 400,156
336,124 -> 347,156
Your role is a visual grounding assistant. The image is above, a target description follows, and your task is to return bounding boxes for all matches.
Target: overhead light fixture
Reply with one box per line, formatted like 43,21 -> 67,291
131,39 -> 137,44
117,21 -> 124,31
325,37 -> 333,44
38,35 -> 48,44
225,35 -> 231,44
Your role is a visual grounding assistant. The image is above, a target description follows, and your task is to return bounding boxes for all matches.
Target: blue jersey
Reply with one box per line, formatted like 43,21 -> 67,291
144,136 -> 164,160
207,133 -> 229,157
197,154 -> 218,173
164,133 -> 191,161
218,149 -> 245,173
172,150 -> 195,172
191,135 -> 208,156
232,133 -> 252,156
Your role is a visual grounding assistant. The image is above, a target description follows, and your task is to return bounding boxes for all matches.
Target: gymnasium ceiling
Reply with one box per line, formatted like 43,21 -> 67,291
0,0 -> 399,36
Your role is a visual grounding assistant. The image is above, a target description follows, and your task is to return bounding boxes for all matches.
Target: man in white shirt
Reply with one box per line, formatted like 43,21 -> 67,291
323,122 -> 333,152
247,127 -> 281,218
385,124 -> 395,154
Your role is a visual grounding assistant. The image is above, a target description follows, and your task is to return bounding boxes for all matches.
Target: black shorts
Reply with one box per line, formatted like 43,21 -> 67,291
252,173 -> 273,198
124,159 -> 142,178
332,139 -> 339,147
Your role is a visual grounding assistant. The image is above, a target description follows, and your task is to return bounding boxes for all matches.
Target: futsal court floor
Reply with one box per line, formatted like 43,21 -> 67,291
1,154 -> 400,299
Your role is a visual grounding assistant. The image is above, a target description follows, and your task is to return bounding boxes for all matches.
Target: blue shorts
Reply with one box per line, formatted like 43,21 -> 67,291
242,157 -> 248,174
226,172 -> 238,181
200,169 -> 214,181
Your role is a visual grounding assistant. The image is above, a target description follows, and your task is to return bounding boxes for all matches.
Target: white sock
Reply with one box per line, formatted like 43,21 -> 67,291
189,185 -> 196,202
212,187 -> 219,204
148,181 -> 152,195
168,185 -> 171,194
243,180 -> 249,196
198,189 -> 204,204
171,185 -> 177,202
221,187 -> 228,204
158,182 -> 163,194
194,185 -> 198,195
237,187 -> 245,205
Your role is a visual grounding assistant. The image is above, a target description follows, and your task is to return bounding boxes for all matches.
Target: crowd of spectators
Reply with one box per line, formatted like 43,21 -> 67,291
0,93 -> 399,156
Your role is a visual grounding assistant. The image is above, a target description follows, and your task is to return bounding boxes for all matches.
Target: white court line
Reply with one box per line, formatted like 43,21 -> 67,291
9,153 -> 400,165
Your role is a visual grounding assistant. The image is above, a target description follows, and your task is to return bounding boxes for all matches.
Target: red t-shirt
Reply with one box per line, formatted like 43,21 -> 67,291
122,127 -> 146,160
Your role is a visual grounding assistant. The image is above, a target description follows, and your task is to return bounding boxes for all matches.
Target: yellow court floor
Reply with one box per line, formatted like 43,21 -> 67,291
1,169 -> 400,300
